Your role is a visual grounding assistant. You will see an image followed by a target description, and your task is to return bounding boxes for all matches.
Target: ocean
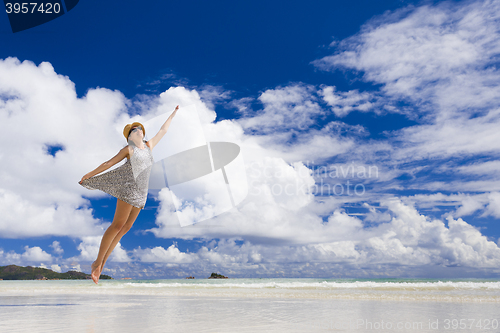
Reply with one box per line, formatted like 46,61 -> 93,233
1,278 -> 499,332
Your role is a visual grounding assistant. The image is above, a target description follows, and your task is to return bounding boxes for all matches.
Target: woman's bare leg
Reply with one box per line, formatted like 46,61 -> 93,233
100,206 -> 141,273
91,199 -> 133,284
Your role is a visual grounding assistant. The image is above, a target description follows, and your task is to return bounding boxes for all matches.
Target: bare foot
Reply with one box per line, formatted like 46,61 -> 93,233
91,261 -> 101,284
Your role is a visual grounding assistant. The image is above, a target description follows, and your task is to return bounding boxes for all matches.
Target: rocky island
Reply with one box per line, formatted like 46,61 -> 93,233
0,265 -> 113,280
208,272 -> 228,279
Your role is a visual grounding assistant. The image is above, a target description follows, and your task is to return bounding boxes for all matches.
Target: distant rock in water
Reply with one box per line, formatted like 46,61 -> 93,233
208,272 -> 228,279
185,276 -> 195,279
0,265 -> 113,280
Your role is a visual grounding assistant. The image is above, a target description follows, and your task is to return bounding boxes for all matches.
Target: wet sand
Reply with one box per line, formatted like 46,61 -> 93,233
1,280 -> 499,333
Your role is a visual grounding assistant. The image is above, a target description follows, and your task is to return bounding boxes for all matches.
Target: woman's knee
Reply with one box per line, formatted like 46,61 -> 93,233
112,207 -> 139,235
109,219 -> 127,232
119,218 -> 137,235
119,223 -> 133,234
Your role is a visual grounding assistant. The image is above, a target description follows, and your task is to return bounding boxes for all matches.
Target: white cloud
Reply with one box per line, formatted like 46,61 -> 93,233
304,0 -> 500,221
50,241 -> 64,255
319,86 -> 379,117
313,0 -> 500,162
133,244 -> 195,263
198,85 -> 232,110
483,192 -> 500,218
71,264 -> 82,272
391,116 -> 500,161
50,264 -> 62,273
127,199 -> 500,277
148,157 -> 500,269
313,1 -> 500,114
74,236 -> 101,261
228,97 -> 254,117
0,57 -> 219,239
0,247 -> 57,268
21,246 -> 53,262
237,84 -> 325,133
0,58 -> 128,238
110,244 -> 132,263
457,161 -> 500,177
1,250 -> 21,265
0,189 -> 105,238
453,195 -> 484,217
150,156 -> 367,244
67,236 -> 131,264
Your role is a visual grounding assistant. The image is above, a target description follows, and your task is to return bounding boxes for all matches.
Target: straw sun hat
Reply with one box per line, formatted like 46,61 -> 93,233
123,122 -> 145,140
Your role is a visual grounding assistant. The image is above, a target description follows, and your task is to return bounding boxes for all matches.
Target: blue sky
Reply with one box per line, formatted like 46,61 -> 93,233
1,0 -> 500,279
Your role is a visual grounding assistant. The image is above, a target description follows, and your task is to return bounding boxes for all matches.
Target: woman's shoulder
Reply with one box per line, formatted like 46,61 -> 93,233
122,145 -> 134,157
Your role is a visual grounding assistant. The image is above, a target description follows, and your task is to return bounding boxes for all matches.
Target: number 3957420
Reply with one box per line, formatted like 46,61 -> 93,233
5,2 -> 62,14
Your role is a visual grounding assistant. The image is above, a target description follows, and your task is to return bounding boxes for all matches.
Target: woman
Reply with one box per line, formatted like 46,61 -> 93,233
79,105 -> 179,284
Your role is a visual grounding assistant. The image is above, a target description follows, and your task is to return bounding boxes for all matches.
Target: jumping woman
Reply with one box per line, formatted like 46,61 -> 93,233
79,105 -> 179,284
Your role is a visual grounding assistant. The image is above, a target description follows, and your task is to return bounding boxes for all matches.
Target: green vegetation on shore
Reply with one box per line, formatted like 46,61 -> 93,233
0,265 -> 113,280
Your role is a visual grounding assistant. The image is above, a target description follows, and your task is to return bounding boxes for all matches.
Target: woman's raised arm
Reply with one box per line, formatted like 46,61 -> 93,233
147,105 -> 179,150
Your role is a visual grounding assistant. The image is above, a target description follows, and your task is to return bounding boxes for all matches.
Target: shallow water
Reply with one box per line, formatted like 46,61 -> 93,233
1,279 -> 499,332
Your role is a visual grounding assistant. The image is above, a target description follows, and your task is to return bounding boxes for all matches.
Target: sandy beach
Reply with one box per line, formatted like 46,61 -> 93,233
1,279 -> 499,333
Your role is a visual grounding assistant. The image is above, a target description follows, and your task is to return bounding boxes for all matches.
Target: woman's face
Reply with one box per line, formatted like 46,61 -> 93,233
129,126 -> 143,139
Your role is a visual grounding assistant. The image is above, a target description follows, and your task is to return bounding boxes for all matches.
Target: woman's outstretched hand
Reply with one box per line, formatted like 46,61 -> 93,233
79,174 -> 91,184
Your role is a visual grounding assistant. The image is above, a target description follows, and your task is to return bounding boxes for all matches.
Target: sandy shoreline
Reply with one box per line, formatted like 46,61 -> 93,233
1,280 -> 499,332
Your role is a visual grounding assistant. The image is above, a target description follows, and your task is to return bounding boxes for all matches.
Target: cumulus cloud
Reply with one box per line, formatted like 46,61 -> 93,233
116,200 -> 499,278
133,244 -> 196,263
50,241 -> 64,255
50,264 -> 62,273
0,58 -> 126,238
149,156 -> 367,245
147,155 -> 500,272
21,246 -> 52,262
0,189 -> 103,238
0,57 -> 218,239
1,246 -> 54,265
69,236 -> 130,263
